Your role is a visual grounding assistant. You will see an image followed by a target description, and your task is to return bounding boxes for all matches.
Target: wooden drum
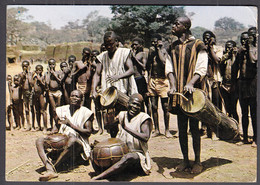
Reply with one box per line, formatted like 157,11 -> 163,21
91,138 -> 129,171
99,86 -> 129,110
180,88 -> 239,140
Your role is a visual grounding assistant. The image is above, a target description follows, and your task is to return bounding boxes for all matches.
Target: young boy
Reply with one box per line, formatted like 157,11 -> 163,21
45,58 -> 62,131
6,75 -> 14,130
9,75 -> 25,130
32,65 -> 48,133
19,60 -> 35,131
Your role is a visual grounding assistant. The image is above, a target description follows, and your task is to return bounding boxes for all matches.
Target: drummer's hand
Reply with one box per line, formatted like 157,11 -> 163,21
106,75 -> 119,84
184,83 -> 195,94
168,87 -> 177,97
91,90 -> 98,99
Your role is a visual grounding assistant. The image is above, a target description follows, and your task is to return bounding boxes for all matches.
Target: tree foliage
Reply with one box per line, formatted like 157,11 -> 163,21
6,7 -> 32,45
214,17 -> 245,31
109,5 -> 186,46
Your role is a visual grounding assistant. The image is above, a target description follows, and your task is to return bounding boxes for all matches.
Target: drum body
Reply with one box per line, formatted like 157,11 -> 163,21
99,86 -> 129,110
181,89 -> 239,140
92,138 -> 129,171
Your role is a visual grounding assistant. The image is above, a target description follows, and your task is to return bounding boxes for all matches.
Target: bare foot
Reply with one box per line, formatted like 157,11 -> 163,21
251,141 -> 257,148
165,131 -> 173,138
176,162 -> 191,172
152,130 -> 160,137
191,163 -> 203,174
39,170 -> 58,181
25,127 -> 31,131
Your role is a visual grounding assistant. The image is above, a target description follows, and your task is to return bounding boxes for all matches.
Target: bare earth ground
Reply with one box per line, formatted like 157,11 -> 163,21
5,62 -> 257,182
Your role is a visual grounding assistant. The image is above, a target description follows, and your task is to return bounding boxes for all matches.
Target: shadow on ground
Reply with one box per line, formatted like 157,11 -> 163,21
152,157 -> 232,179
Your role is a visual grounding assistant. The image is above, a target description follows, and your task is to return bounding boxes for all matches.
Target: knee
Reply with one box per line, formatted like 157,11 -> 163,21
121,153 -> 137,166
35,137 -> 45,148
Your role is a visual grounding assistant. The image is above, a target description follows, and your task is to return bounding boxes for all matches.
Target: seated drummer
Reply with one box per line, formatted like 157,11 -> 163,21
92,93 -> 153,180
35,90 -> 95,181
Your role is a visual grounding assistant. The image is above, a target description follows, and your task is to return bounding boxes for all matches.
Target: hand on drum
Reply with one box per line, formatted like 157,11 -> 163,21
184,83 -> 195,94
106,75 -> 119,84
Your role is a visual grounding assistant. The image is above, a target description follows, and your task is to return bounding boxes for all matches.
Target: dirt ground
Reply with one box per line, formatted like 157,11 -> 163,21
5,62 -> 257,182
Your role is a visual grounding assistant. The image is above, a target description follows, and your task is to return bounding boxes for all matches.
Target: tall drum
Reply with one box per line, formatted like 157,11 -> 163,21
180,88 -> 239,140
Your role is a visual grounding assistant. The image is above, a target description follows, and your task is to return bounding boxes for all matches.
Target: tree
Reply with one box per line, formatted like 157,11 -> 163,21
214,17 -> 245,31
190,26 -> 208,40
82,11 -> 111,43
108,5 -> 186,47
6,7 -> 32,45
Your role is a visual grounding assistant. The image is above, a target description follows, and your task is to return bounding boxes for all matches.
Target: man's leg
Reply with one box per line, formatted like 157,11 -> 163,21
24,101 -> 31,131
176,112 -> 190,171
249,97 -> 257,147
189,117 -> 203,174
35,137 -> 58,181
161,97 -> 172,138
150,96 -> 159,137
240,98 -> 250,143
40,94 -> 48,133
92,153 -> 139,180
53,136 -> 82,168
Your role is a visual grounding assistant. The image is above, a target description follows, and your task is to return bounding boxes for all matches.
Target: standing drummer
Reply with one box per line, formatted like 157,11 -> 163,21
35,90 -> 94,181
167,16 -> 208,173
92,93 -> 153,180
91,31 -> 138,137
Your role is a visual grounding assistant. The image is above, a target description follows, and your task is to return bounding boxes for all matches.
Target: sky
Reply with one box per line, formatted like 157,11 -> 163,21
8,5 -> 258,30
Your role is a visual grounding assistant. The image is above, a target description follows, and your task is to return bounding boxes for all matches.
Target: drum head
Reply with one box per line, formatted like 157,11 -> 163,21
181,88 -> 206,114
100,86 -> 118,108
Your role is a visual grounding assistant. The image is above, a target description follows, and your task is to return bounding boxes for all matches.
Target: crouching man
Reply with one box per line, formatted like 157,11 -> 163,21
36,90 -> 94,181
92,93 -> 153,180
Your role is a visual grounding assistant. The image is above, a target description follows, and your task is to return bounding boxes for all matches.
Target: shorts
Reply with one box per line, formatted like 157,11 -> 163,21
148,78 -> 169,98
49,90 -> 62,98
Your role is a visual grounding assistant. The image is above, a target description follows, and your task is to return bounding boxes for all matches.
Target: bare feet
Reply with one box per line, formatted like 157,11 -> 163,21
152,130 -> 160,137
165,130 -> 173,138
39,170 -> 58,181
176,162 -> 191,172
191,163 -> 203,174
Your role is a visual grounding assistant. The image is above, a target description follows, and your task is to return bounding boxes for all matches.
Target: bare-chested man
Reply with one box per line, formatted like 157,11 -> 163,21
237,27 -> 257,147
19,60 -> 35,131
32,65 -> 48,133
147,35 -> 172,138
72,48 -> 94,109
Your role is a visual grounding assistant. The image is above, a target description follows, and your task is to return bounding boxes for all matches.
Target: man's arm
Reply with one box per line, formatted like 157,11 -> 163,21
121,118 -> 152,142
91,59 -> 102,99
132,52 -> 147,70
156,47 -> 167,64
59,114 -> 94,137
185,50 -> 208,93
248,45 -> 257,63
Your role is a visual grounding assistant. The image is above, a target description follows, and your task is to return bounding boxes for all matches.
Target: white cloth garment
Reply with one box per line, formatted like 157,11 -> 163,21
117,111 -> 152,174
56,105 -> 93,160
96,48 -> 138,95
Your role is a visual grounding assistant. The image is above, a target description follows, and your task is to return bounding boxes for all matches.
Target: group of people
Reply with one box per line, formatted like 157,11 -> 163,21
6,16 -> 257,181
